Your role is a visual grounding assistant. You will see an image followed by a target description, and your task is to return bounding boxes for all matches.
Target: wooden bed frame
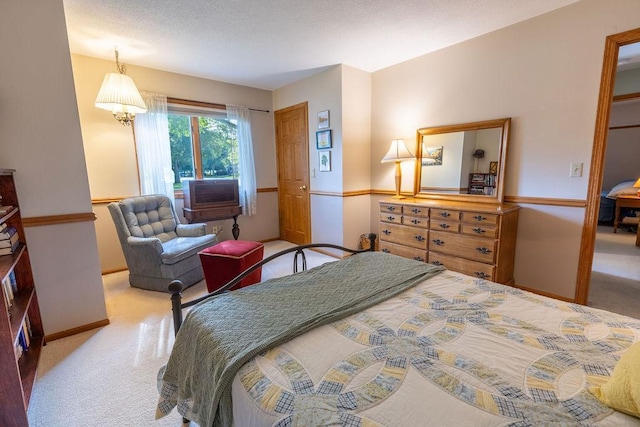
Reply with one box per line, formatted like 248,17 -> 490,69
168,234 -> 378,335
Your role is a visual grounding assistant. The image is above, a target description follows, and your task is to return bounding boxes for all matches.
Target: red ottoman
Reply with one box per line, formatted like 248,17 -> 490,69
199,240 -> 264,293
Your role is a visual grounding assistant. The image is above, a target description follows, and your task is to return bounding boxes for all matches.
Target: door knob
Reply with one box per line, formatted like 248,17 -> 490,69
299,185 -> 307,191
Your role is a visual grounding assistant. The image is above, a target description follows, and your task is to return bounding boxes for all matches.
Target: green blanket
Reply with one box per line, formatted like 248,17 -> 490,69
160,251 -> 444,426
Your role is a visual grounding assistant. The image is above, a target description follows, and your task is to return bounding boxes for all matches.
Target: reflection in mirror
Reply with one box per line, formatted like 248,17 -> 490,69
414,118 -> 510,203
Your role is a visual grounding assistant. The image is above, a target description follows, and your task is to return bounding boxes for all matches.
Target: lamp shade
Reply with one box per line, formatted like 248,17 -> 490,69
95,72 -> 147,114
634,178 -> 640,188
381,139 -> 413,163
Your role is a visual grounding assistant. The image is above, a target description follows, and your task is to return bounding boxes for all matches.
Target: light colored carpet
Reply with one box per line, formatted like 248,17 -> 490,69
588,225 -> 640,319
27,241 -> 337,427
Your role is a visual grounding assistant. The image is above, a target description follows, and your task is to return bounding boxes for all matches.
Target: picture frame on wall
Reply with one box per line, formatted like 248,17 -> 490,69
319,150 -> 331,172
317,110 -> 330,129
316,129 -> 332,149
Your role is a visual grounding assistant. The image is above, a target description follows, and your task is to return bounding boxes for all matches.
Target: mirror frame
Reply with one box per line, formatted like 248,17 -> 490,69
413,117 -> 511,204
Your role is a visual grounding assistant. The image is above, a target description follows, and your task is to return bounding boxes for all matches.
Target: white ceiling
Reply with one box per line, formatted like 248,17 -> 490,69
63,0 -> 585,90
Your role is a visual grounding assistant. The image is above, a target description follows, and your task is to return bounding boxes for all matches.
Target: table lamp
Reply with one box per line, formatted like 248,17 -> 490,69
634,177 -> 640,196
381,139 -> 414,199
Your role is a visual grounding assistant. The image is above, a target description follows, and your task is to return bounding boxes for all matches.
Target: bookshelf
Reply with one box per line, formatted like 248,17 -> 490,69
0,169 -> 44,426
468,172 -> 497,195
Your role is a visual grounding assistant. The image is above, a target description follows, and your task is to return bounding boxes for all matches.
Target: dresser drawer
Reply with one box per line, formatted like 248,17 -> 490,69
429,219 -> 460,233
380,212 -> 402,224
429,230 -> 496,263
403,215 -> 429,229
380,241 -> 427,262
461,223 -> 498,239
380,222 -> 428,249
380,203 -> 403,214
428,252 -> 494,280
461,211 -> 499,226
431,208 -> 460,221
404,205 -> 429,218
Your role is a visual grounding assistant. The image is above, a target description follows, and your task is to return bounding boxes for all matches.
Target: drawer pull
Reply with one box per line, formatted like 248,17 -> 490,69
411,219 -> 422,225
439,212 -> 451,218
474,272 -> 490,279
387,206 -> 396,211
387,215 -> 396,221
438,223 -> 450,229
431,260 -> 443,266
476,247 -> 492,255
413,256 -> 425,262
472,215 -> 487,221
382,248 -> 390,253
382,229 -> 391,235
472,227 -> 486,234
414,235 -> 425,242
411,208 -> 421,214
431,239 -> 444,246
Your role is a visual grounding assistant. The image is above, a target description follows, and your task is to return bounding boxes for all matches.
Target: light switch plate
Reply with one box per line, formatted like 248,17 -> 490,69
570,162 -> 583,177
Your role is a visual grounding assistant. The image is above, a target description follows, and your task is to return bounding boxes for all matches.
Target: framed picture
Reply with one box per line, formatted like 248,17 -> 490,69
317,110 -> 330,129
489,161 -> 498,174
422,146 -> 443,166
316,129 -> 332,149
319,151 -> 331,172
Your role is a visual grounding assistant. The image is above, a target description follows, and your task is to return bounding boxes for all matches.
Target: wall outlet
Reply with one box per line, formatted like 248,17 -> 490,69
570,162 -> 583,177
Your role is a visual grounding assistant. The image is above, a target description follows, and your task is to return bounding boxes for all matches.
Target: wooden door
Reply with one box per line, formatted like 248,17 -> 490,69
275,102 -> 311,244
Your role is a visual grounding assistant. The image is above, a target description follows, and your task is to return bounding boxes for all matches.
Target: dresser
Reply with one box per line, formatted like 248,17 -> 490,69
379,199 -> 519,285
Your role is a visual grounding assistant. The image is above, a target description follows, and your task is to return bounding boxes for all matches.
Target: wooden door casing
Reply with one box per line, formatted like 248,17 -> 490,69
275,102 -> 311,245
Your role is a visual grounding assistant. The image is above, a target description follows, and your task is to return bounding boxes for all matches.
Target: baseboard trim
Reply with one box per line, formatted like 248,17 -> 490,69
102,267 -> 128,275
511,283 -> 574,303
45,319 -> 110,342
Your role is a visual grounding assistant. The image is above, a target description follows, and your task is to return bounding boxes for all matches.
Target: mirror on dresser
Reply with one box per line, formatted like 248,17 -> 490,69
414,118 -> 511,203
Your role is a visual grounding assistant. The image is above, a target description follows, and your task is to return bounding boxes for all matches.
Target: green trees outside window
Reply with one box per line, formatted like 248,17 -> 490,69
168,113 -> 238,190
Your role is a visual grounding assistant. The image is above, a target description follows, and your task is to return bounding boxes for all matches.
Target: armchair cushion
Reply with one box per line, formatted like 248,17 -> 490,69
161,235 -> 217,265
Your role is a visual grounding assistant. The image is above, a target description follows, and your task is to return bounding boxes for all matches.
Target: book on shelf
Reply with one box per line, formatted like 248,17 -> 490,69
0,239 -> 19,256
2,274 -> 14,312
0,222 -> 6,232
0,226 -> 16,240
0,205 -> 14,215
0,232 -> 19,249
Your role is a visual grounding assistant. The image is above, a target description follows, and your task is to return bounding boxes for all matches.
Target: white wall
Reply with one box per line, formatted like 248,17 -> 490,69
603,98 -> 640,190
273,66 -> 345,245
274,65 -> 374,249
1,0 -> 107,335
70,54 -> 279,272
614,66 -> 640,95
370,0 -> 640,299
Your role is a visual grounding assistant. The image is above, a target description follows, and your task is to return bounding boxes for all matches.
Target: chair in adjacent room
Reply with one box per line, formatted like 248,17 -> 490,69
108,194 -> 218,292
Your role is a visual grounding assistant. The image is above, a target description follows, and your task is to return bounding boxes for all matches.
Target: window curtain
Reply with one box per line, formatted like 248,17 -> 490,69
226,104 -> 257,216
134,92 -> 175,206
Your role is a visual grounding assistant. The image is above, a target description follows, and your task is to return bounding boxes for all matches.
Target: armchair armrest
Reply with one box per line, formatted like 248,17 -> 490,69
127,236 -> 164,254
176,223 -> 207,237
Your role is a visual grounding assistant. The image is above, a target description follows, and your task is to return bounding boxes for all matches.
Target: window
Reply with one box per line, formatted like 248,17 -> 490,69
168,110 -> 238,191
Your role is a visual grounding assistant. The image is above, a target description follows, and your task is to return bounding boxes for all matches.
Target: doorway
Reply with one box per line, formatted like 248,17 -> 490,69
274,102 -> 311,245
576,27 -> 640,306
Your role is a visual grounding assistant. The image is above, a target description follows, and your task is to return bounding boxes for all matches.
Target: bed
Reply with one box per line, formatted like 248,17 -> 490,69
156,239 -> 640,426
600,179 -> 639,223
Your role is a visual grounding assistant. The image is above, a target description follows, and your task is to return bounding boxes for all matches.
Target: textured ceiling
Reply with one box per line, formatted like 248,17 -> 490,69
63,0 -> 583,90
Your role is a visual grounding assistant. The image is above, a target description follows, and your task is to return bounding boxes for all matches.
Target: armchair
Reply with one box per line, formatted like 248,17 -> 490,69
108,195 -> 218,292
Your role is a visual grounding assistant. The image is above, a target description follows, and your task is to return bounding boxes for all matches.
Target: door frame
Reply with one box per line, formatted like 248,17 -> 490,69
575,27 -> 640,304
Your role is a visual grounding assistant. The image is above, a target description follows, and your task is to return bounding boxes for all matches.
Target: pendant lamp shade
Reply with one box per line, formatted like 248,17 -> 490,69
94,50 -> 147,126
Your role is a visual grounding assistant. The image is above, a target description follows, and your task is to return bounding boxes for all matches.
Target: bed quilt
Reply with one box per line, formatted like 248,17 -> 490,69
158,260 -> 640,426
